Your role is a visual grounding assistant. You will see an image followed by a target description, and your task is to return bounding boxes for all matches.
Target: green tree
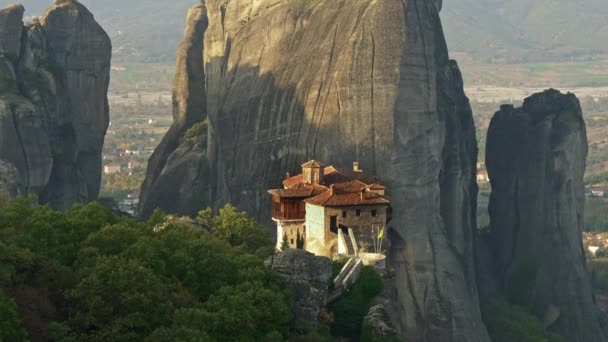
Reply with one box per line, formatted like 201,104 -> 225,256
282,234 -> 290,250
69,256 -> 174,341
197,204 -> 272,254
0,290 -> 27,342
328,266 -> 383,338
203,282 -> 291,340
296,230 -> 305,249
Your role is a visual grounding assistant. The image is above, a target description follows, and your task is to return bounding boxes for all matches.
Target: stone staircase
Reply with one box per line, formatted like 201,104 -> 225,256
327,257 -> 364,304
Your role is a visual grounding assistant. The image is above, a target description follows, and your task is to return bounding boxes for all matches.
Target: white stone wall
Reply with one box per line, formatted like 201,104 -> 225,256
275,220 -> 304,250
305,203 -> 331,256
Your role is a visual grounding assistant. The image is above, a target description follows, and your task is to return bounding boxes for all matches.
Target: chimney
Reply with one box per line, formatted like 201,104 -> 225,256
285,172 -> 290,179
353,161 -> 362,173
330,184 -> 335,195
360,190 -> 364,200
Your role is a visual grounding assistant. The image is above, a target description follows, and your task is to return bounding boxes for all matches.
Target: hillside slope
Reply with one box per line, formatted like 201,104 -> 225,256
442,0 -> 608,63
5,0 -> 607,63
1,0 -> 198,62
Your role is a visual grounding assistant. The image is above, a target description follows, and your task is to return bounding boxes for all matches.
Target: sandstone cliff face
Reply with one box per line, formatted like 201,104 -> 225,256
486,89 -> 607,341
140,1 -> 487,340
0,1 -> 110,209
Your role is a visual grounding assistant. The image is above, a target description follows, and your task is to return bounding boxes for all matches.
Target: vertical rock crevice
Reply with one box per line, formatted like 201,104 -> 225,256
138,5 -> 209,218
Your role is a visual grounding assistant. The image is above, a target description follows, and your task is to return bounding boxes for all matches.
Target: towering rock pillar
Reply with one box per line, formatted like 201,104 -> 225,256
140,1 -> 489,340
138,5 -> 209,218
486,89 -> 607,341
0,1 -> 111,209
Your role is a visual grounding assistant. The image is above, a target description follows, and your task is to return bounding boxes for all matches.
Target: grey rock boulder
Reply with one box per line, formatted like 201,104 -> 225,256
486,89 -> 607,342
266,249 -> 332,328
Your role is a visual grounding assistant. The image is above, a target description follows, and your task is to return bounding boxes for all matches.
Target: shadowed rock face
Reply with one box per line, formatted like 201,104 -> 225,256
486,89 -> 607,341
0,1 -> 110,209
140,1 -> 488,340
138,5 -> 209,218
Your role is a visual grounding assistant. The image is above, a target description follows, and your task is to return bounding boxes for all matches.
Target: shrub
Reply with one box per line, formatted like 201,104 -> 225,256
482,297 -> 566,342
0,289 -> 27,342
328,266 -> 383,338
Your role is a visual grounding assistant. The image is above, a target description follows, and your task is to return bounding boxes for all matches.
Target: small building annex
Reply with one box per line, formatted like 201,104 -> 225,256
268,160 -> 391,258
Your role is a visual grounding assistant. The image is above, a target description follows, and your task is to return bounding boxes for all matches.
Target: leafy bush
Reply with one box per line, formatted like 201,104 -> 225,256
197,204 -> 273,256
0,289 -> 27,342
328,266 -> 383,338
482,298 -> 566,342
180,120 -> 208,149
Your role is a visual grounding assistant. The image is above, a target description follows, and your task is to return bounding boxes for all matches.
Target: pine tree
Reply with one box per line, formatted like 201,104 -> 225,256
282,234 -> 290,250
296,230 -> 305,249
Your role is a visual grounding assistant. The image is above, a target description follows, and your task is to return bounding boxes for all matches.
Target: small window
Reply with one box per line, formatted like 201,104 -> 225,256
330,216 -> 338,234
342,211 -> 347,218
371,210 -> 377,217
291,239 -> 295,245
356,209 -> 361,217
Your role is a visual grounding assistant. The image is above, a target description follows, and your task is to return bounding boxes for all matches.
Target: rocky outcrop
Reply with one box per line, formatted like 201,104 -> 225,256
0,1 -> 111,209
138,5 -> 208,218
363,304 -> 399,339
0,159 -> 21,198
486,89 -> 607,341
265,249 -> 332,328
140,1 -> 488,340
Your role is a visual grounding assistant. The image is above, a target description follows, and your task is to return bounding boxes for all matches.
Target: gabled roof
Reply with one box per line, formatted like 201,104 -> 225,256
268,183 -> 328,198
302,160 -> 324,168
367,183 -> 386,190
304,189 -> 390,207
272,160 -> 389,206
282,166 -> 378,189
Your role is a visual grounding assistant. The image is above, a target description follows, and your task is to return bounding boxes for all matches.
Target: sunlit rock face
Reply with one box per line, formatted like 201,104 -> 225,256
486,89 -> 607,342
0,1 -> 111,209
140,1 -> 488,340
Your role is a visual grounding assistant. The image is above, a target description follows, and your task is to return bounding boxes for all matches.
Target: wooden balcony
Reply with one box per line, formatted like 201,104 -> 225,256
272,198 -> 306,221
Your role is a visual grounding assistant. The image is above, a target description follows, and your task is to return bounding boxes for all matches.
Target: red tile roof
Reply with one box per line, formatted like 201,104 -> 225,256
282,166 -> 378,189
271,160 -> 389,207
368,183 -> 386,190
268,184 -> 327,198
305,189 -> 389,207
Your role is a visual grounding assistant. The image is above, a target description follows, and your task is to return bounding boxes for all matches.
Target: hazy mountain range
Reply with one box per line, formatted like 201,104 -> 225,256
4,0 -> 608,64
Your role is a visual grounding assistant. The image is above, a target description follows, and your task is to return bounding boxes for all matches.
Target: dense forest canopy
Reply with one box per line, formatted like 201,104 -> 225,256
0,198 -> 292,341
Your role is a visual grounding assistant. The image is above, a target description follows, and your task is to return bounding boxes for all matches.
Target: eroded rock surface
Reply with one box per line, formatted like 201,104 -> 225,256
486,89 -> 607,341
140,1 -> 487,340
0,1 -> 110,209
265,249 -> 331,328
363,304 -> 399,339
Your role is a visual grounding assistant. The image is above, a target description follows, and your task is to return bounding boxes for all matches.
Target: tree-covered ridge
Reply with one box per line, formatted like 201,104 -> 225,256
0,198 -> 290,341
